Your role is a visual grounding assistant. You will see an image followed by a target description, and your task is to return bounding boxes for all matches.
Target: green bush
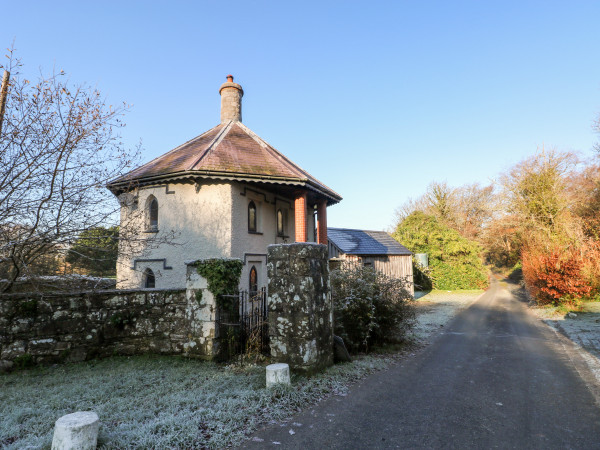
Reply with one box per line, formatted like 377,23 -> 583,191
393,211 -> 488,290
330,264 -> 415,353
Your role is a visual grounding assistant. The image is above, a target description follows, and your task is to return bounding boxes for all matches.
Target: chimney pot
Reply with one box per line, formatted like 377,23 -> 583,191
219,75 -> 243,123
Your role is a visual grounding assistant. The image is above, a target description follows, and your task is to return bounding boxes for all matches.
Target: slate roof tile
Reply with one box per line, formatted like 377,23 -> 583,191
328,228 -> 412,256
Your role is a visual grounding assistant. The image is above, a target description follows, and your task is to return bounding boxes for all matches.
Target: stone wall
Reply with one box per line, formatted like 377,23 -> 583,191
267,243 -> 333,373
0,282 -> 219,372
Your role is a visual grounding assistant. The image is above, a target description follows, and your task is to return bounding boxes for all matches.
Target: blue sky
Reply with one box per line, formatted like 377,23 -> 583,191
3,1 -> 599,230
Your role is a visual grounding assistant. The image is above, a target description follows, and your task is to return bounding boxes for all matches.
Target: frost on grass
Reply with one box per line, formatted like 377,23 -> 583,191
0,292 -> 479,448
0,354 -> 390,449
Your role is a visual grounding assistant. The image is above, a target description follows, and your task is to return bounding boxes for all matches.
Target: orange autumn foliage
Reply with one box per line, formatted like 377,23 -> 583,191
522,245 -> 593,305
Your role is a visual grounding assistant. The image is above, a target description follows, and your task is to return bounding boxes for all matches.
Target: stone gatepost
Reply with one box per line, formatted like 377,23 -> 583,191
267,243 -> 333,373
184,261 -> 218,358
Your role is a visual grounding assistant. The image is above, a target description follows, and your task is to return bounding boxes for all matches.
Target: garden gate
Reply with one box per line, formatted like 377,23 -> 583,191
217,288 -> 269,359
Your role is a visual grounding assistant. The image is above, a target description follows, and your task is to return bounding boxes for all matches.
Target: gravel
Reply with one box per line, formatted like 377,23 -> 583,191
412,290 -> 484,341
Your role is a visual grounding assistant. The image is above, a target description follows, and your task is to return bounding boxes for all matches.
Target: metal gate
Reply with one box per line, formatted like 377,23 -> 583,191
217,288 -> 269,359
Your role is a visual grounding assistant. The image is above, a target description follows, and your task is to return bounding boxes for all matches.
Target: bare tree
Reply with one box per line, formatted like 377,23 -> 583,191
394,181 -> 456,224
499,148 -> 579,239
0,49 -> 144,292
396,181 -> 495,237
453,183 -> 496,239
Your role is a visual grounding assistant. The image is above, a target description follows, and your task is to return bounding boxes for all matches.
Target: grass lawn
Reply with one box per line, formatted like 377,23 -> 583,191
0,353 -> 403,449
0,289 -> 485,448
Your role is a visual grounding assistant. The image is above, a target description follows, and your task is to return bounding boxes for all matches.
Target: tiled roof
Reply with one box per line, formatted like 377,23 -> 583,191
109,121 -> 341,203
328,228 -> 412,256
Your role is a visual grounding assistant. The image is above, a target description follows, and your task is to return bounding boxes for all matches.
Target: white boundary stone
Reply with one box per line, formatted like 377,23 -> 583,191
266,363 -> 291,388
51,411 -> 99,450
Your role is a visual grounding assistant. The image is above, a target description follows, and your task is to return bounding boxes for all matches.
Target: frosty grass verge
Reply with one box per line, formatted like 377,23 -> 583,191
0,290 -> 481,449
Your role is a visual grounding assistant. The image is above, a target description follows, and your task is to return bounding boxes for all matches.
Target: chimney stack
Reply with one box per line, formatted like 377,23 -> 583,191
219,74 -> 243,123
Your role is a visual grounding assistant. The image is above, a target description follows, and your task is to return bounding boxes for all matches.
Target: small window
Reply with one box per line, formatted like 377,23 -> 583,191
147,196 -> 158,232
249,265 -> 258,294
277,209 -> 284,236
313,205 -> 318,242
248,201 -> 257,232
144,268 -> 155,288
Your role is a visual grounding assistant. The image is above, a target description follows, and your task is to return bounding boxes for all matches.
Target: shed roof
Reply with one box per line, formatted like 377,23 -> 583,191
108,120 -> 342,204
327,228 -> 412,256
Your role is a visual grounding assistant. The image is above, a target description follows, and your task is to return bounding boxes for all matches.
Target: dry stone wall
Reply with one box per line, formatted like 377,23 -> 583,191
0,283 -> 218,372
267,243 -> 333,373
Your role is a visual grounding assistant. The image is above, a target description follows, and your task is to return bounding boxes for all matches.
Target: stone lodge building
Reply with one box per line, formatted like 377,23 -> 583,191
107,76 -> 342,292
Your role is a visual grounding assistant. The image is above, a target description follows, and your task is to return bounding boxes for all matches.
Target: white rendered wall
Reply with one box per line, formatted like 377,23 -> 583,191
230,182 -> 297,292
116,180 -> 324,292
117,183 -> 233,289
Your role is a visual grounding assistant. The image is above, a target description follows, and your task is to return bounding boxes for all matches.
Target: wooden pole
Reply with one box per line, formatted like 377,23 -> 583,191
0,70 -> 10,136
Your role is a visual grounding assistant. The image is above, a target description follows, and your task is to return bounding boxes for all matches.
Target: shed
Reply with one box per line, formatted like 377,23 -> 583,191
327,228 -> 413,293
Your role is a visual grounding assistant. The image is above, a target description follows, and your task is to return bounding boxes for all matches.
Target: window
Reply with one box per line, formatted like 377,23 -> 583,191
144,268 -> 155,288
248,201 -> 257,232
249,265 -> 258,294
277,209 -> 284,236
313,205 -> 318,242
146,196 -> 158,232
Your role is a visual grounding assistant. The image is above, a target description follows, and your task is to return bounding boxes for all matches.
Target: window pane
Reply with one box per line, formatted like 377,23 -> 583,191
249,266 -> 258,293
150,199 -> 158,228
277,209 -> 283,235
144,269 -> 155,288
248,201 -> 256,232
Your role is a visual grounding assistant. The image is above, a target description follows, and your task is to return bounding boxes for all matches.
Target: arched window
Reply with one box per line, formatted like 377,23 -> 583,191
146,196 -> 158,232
277,209 -> 284,236
248,201 -> 257,232
144,268 -> 155,288
313,205 -> 318,242
249,265 -> 258,294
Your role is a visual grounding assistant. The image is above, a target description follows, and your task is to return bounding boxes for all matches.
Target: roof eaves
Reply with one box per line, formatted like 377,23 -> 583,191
107,170 -> 312,192
107,170 -> 343,204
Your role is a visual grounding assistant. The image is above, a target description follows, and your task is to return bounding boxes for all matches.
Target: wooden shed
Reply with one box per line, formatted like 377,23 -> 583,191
327,228 -> 414,294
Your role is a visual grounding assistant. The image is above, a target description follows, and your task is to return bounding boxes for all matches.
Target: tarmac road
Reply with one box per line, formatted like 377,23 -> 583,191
243,279 -> 600,449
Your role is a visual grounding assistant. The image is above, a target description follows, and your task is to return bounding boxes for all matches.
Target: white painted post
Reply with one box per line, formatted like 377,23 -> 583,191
266,363 -> 291,388
51,411 -> 99,450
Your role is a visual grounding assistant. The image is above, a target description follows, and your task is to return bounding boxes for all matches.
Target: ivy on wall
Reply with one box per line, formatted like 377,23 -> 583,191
194,258 -> 243,362
194,259 -> 243,308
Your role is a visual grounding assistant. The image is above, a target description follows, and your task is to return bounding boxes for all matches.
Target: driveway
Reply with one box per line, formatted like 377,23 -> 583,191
243,279 -> 600,448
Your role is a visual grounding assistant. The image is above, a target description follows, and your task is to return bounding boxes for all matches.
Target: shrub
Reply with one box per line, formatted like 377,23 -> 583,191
330,264 -> 415,353
522,244 -> 593,305
393,212 -> 488,290
581,240 -> 600,295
